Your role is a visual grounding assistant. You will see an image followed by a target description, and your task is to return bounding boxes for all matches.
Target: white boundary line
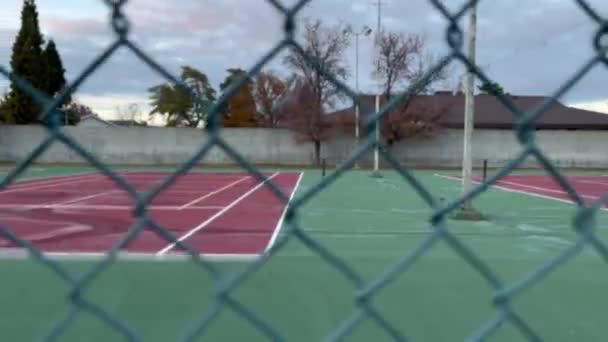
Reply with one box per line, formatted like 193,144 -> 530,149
487,177 -> 598,200
0,204 -> 224,210
156,172 -> 281,255
434,173 -> 608,211
46,189 -> 122,207
6,170 -> 100,186
0,225 -> 93,247
0,249 -> 260,262
0,174 -> 102,194
578,179 -> 608,187
178,175 -> 251,210
6,173 -> 99,189
264,172 -> 304,253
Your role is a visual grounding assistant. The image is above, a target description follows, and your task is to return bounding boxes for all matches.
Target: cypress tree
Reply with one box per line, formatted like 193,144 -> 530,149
5,0 -> 48,124
43,40 -> 68,100
43,39 -> 72,124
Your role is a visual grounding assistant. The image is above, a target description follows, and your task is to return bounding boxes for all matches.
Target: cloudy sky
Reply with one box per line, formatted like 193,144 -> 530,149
0,0 -> 607,123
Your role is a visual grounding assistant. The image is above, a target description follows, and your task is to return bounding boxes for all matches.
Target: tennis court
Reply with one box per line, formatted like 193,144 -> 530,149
0,170 -> 302,258
1,166 -> 607,341
1,0 -> 607,340
438,172 -> 608,207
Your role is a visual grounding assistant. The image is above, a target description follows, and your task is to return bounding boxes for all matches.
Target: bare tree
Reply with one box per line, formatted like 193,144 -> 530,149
283,77 -> 334,166
373,30 -> 451,145
282,18 -> 352,165
373,32 -> 424,100
61,102 -> 93,125
252,71 -> 287,127
382,96 -> 454,145
116,103 -> 144,125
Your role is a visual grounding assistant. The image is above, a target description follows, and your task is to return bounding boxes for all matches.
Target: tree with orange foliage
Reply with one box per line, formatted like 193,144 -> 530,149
220,68 -> 258,127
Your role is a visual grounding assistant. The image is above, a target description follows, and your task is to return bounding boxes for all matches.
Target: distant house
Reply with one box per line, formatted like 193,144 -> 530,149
78,114 -> 148,128
327,92 -> 608,131
108,119 -> 148,127
78,114 -> 118,128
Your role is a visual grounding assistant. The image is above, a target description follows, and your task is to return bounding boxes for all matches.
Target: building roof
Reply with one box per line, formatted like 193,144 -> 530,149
78,114 -> 148,127
328,92 -> 608,130
109,119 -> 148,126
78,114 -> 118,127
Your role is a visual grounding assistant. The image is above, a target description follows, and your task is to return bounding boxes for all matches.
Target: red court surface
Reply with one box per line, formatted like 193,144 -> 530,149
439,173 -> 608,207
0,171 -> 303,258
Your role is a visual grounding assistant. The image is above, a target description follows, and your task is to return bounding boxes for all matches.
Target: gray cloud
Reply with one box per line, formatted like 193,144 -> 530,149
0,0 -> 607,117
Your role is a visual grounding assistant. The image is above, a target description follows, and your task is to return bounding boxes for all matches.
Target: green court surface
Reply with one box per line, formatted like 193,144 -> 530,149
1,166 -> 607,341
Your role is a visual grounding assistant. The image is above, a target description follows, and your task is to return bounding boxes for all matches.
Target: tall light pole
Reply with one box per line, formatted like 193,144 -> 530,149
371,0 -> 385,177
460,1 -> 479,215
354,26 -> 372,143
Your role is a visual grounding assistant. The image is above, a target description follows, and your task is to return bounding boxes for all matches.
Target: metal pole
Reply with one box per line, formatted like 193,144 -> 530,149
461,2 -> 477,209
372,0 -> 382,176
482,159 -> 488,182
355,33 -> 360,141
374,94 -> 380,171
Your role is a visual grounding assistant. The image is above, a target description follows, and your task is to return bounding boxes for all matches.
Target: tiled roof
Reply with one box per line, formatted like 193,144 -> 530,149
328,92 -> 608,130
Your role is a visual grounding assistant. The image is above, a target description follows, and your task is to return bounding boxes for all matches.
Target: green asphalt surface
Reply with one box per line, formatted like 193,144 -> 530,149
1,166 -> 607,341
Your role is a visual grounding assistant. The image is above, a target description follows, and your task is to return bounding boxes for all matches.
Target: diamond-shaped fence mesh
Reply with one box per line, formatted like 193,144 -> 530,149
1,0 -> 607,341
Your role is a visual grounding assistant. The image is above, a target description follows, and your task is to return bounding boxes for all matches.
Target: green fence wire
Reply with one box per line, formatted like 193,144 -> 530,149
1,0 -> 607,340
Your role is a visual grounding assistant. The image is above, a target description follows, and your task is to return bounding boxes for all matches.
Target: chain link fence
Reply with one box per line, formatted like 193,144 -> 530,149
1,0 -> 607,340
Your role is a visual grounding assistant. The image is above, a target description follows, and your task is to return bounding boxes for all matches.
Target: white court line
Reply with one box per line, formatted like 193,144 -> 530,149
7,171 -> 99,188
0,249 -> 260,262
4,173 -> 100,190
0,204 -> 224,210
488,177 -> 598,201
0,225 -> 92,247
435,174 -> 608,211
264,172 -> 304,253
46,189 -> 122,207
178,175 -> 251,210
0,174 -> 102,195
156,172 -> 280,255
578,179 -> 608,187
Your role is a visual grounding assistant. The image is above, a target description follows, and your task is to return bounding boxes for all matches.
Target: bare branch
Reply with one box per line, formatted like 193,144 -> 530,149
373,31 -> 425,99
283,17 -> 352,109
253,71 -> 287,127
282,17 -> 352,165
372,29 -> 454,145
116,103 -> 143,124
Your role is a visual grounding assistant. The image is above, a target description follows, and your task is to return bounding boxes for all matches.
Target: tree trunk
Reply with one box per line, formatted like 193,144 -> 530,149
314,140 -> 321,167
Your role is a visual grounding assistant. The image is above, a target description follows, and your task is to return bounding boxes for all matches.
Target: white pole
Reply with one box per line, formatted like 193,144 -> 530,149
374,94 -> 380,171
461,2 -> 477,209
372,0 -> 382,176
355,33 -> 360,141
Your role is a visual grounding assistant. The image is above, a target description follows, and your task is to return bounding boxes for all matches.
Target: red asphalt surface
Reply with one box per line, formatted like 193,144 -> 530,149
0,171 -> 302,256
470,174 -> 608,206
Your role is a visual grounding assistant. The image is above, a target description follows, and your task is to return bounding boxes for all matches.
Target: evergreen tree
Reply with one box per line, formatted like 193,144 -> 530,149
4,0 -> 48,124
478,81 -> 505,96
43,39 -> 69,103
148,65 -> 216,128
43,39 -> 72,125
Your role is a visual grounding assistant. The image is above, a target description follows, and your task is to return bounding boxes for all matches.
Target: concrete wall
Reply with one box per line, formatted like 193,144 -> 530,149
329,129 -> 608,169
0,125 -> 317,166
0,125 -> 606,169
